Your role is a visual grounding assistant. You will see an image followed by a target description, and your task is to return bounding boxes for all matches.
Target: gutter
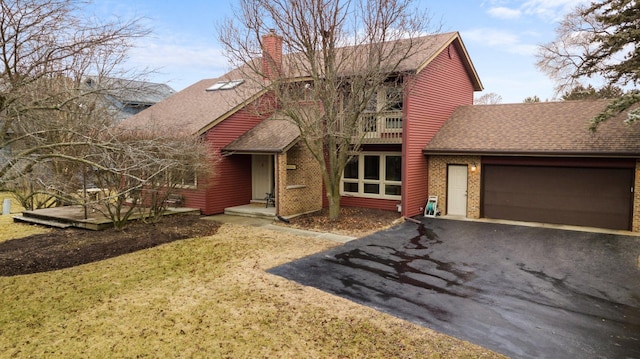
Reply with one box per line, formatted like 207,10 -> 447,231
422,149 -> 640,158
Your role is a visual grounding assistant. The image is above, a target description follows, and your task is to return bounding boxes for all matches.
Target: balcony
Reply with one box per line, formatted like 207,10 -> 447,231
359,111 -> 403,144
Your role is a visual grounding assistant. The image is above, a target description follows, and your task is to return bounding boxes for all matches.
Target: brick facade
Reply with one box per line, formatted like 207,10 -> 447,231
430,155 -> 640,233
427,155 -> 481,218
276,142 -> 323,217
633,160 -> 640,232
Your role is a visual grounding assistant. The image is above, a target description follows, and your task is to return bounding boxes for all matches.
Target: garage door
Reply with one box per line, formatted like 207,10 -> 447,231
482,165 -> 634,230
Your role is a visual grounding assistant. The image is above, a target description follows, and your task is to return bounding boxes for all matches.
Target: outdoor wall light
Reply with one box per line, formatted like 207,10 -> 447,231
470,163 -> 477,172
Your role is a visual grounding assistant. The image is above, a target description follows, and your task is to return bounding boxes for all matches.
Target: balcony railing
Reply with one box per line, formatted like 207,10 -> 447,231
359,111 -> 403,143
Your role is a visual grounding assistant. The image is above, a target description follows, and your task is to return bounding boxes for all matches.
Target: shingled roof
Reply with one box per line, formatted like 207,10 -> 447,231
279,32 -> 482,90
122,32 -> 481,136
121,65 -> 266,135
222,117 -> 300,153
423,100 -> 640,157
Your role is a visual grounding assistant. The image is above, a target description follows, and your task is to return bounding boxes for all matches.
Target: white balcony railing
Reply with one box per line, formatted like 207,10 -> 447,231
360,111 -> 403,143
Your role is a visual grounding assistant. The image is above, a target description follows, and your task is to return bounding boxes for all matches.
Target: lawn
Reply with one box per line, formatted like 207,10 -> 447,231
0,193 -> 51,241
0,196 -> 504,358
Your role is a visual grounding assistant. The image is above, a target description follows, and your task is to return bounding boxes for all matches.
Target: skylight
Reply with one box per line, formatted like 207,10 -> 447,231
206,79 -> 244,91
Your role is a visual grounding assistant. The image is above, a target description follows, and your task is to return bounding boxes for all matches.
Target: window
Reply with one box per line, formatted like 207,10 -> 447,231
179,168 -> 197,188
158,167 -> 197,188
364,85 -> 403,112
341,153 -> 401,199
384,86 -> 403,111
206,79 -> 244,91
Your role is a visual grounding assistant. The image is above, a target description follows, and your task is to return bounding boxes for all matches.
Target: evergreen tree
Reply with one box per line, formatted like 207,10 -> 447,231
562,84 -> 624,100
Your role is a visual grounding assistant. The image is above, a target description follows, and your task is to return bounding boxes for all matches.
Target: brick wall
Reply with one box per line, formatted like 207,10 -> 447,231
430,156 -> 640,233
633,160 -> 640,232
277,142 -> 323,217
428,155 -> 481,218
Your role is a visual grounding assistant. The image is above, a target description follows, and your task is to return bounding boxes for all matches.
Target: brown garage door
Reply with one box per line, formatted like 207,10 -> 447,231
482,165 -> 634,230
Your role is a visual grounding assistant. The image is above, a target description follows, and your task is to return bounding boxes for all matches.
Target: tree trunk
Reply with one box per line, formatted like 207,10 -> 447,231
326,182 -> 341,221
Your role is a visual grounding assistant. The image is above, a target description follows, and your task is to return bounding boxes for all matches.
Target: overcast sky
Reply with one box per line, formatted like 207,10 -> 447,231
86,0 -> 590,103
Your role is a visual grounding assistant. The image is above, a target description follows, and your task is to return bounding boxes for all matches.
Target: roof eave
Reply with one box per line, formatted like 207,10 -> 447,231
422,149 -> 640,158
222,148 -> 286,155
196,87 -> 270,136
415,32 -> 483,91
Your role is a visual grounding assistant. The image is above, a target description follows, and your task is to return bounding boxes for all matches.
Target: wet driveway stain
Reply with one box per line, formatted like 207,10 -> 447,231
268,218 -> 640,359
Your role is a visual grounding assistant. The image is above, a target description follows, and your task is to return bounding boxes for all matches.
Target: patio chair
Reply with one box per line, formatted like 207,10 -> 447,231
264,192 -> 275,208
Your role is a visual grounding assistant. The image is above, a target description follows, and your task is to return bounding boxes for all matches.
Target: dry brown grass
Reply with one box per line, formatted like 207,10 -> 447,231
0,218 -> 505,358
0,192 -> 51,242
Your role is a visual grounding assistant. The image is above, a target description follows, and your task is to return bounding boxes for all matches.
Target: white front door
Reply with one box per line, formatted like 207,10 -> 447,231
447,165 -> 468,216
252,155 -> 273,200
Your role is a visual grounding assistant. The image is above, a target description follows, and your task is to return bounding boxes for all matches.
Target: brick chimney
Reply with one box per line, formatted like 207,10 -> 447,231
262,29 -> 282,80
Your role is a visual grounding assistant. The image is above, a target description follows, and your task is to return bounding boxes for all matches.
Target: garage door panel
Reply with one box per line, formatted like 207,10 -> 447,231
483,203 -> 629,229
482,165 -> 633,230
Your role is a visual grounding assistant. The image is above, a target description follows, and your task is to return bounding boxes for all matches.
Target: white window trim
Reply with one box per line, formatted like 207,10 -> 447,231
176,171 -> 198,189
156,169 -> 197,189
341,152 -> 402,200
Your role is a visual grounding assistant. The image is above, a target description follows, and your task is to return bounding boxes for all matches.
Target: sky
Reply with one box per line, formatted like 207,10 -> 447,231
85,0 -> 591,104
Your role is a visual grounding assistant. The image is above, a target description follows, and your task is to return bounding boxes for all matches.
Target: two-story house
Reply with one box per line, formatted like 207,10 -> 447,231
122,31 -> 483,220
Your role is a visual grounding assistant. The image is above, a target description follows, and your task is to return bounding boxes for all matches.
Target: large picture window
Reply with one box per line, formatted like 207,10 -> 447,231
341,153 -> 401,199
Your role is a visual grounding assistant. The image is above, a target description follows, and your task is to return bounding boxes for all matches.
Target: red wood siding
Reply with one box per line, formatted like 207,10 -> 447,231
403,43 -> 476,217
340,196 -> 399,211
183,108 -> 266,215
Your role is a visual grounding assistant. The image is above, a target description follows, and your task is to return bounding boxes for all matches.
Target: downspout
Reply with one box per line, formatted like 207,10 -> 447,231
400,75 -> 409,217
274,153 -> 279,217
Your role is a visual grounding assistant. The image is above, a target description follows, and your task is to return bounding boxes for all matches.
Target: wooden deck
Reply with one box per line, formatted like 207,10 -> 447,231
13,205 -> 200,231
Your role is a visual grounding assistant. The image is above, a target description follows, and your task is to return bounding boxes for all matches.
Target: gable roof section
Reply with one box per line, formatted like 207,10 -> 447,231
280,32 -> 482,91
222,116 -> 300,154
413,32 -> 482,91
424,100 -> 640,157
123,32 -> 482,135
121,66 -> 266,135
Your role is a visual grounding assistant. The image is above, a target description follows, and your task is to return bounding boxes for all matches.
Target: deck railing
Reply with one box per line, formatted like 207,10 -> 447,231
359,111 -> 403,143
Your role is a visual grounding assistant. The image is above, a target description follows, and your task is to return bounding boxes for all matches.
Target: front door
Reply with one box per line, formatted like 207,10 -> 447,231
252,155 -> 273,200
447,165 -> 468,216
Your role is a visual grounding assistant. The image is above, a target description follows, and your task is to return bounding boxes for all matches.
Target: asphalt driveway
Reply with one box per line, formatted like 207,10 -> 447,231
268,218 -> 640,358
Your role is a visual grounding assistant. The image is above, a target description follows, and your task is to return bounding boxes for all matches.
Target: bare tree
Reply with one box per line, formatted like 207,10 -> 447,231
87,128 -> 215,229
474,92 -> 503,105
219,0 -> 434,220
535,4 -> 603,95
536,0 -> 640,129
0,0 -> 149,188
0,0 -> 215,228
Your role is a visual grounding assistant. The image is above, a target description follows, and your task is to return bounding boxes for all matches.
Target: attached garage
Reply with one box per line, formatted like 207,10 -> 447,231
482,159 -> 635,230
423,100 -> 640,232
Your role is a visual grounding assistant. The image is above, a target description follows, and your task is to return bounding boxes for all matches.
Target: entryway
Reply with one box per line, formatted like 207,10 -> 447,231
251,155 -> 274,202
447,165 -> 468,216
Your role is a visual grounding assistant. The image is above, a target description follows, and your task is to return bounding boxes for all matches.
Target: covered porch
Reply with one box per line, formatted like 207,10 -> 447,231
222,116 -> 323,219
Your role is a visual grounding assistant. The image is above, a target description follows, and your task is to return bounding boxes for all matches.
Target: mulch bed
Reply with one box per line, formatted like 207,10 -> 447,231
0,214 -> 219,277
282,207 -> 402,237
0,207 -> 401,277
